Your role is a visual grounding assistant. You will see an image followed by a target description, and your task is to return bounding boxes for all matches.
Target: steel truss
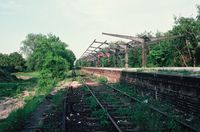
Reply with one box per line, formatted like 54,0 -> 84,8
79,32 -> 200,68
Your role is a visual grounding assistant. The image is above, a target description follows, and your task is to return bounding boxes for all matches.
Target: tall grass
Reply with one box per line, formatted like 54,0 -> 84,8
0,78 -> 37,98
0,73 -> 56,132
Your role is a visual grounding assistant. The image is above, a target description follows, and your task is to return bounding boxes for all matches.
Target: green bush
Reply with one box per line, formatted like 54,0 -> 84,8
0,96 -> 43,132
92,109 -> 109,127
97,76 -> 108,84
86,96 -> 98,110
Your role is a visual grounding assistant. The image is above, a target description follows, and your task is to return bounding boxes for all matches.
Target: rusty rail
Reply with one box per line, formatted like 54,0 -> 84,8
80,79 -> 122,132
106,84 -> 200,132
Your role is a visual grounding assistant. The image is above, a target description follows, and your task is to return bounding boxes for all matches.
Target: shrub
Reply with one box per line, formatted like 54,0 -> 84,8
97,76 -> 108,84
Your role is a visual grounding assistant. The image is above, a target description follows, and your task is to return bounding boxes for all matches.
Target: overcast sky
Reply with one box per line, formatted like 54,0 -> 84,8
0,0 -> 199,59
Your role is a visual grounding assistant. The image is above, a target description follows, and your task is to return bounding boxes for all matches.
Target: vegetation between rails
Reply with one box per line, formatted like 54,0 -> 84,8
109,83 -> 200,131
96,84 -> 181,131
92,109 -> 110,127
85,95 -> 110,127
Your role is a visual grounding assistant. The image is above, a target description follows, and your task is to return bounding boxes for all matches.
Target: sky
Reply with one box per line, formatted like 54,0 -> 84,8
0,0 -> 199,59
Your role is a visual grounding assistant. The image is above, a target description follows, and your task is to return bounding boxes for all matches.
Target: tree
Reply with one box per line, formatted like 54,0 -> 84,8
0,54 -> 10,67
42,53 -> 69,79
58,49 -> 76,69
0,52 -> 25,71
20,34 -> 47,57
9,52 -> 25,71
21,33 -> 76,71
197,5 -> 200,20
169,16 -> 200,66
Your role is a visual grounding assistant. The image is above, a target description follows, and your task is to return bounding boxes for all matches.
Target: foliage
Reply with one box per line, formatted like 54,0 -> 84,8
97,76 -> 108,84
0,70 -> 67,131
21,33 -> 76,71
111,86 -> 169,131
100,93 -> 118,103
9,52 -> 26,71
76,59 -> 92,67
0,68 -> 18,82
197,5 -> 200,20
78,6 -> 200,67
52,89 -> 66,106
148,41 -> 176,67
0,32 -> 75,131
0,54 -> 10,67
111,83 -> 186,131
0,52 -> 25,72
129,48 -> 142,67
20,33 -> 47,57
0,96 -> 43,132
42,53 -> 68,79
0,78 -> 37,98
91,109 -> 109,127
169,16 -> 200,66
86,96 -> 98,110
40,89 -> 66,131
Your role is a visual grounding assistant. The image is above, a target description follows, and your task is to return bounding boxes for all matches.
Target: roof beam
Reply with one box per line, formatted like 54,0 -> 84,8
102,32 -> 143,43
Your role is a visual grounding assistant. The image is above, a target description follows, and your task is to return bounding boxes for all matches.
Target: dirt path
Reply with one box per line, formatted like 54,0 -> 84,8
0,90 -> 35,120
21,99 -> 52,132
21,80 -> 82,132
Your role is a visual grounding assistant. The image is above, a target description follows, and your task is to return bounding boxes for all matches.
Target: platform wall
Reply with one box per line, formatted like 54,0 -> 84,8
81,67 -> 121,82
81,67 -> 200,117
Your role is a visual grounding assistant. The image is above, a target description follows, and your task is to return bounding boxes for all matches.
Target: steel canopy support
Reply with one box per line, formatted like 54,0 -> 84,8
125,44 -> 129,68
102,32 -> 147,67
102,32 -> 185,68
141,40 -> 147,68
102,32 -> 143,43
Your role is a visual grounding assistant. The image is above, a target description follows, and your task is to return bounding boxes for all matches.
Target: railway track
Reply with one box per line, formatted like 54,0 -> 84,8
63,72 -> 199,132
81,76 -> 200,132
81,78 -> 138,132
107,85 -> 199,132
64,81 -> 114,132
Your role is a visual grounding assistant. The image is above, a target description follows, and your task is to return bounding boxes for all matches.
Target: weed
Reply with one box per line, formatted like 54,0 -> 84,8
99,94 -> 118,104
92,109 -> 110,127
0,70 -> 59,131
81,87 -> 89,92
110,83 -> 181,131
86,96 -> 98,110
97,76 -> 108,84
0,96 -> 43,132
115,107 -> 131,116
0,78 -> 37,98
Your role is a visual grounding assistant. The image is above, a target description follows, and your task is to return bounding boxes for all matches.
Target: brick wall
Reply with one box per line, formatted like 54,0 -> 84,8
81,67 -> 200,116
81,67 -> 121,83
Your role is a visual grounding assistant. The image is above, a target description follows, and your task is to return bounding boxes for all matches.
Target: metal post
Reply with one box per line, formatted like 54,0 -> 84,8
141,39 -> 147,67
125,44 -> 128,68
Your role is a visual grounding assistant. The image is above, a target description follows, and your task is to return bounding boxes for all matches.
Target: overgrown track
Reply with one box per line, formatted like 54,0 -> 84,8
64,81 -> 115,132
81,77 -> 200,132
105,85 -> 199,132
81,78 -> 137,132
63,72 -> 199,132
